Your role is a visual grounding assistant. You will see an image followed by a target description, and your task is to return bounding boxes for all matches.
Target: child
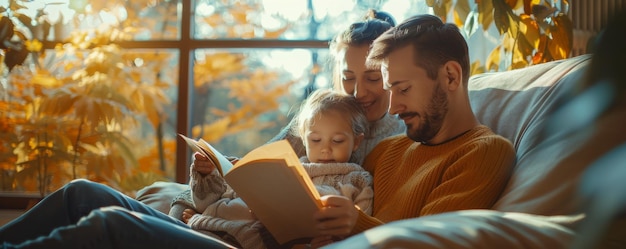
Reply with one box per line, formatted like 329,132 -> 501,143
177,89 -> 372,249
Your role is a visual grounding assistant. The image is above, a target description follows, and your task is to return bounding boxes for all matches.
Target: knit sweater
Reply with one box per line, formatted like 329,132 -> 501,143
178,159 -> 373,249
352,125 -> 516,234
269,112 -> 405,165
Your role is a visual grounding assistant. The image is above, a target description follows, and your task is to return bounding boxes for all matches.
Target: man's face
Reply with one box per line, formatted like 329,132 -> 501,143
382,45 -> 448,144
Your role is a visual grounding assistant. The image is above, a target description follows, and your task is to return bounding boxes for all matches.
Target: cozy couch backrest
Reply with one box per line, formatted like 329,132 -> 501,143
467,55 -> 599,215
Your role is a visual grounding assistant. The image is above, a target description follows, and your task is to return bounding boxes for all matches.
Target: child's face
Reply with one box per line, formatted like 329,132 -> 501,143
303,110 -> 362,163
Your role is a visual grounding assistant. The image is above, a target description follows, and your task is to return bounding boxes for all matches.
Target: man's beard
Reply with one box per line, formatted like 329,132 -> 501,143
405,83 -> 448,144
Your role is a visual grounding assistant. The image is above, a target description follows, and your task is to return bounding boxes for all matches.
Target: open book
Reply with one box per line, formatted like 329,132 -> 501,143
179,134 -> 323,244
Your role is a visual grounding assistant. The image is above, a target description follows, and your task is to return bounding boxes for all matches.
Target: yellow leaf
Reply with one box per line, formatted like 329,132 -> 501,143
510,60 -> 529,70
231,10 -> 248,24
454,0 -> 471,27
502,32 -> 515,52
520,14 -> 540,48
25,39 -> 43,52
470,60 -> 485,76
431,0 -> 453,22
193,117 -> 231,143
515,32 -> 534,63
31,73 -> 61,88
203,15 -> 223,27
486,45 -> 501,72
478,0 -> 494,30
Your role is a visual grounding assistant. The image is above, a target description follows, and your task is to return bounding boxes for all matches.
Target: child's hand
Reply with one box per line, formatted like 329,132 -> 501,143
182,208 -> 197,224
192,152 -> 216,175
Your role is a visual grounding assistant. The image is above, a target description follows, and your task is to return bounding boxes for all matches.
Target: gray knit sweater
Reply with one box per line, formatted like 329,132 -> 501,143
171,159 -> 373,249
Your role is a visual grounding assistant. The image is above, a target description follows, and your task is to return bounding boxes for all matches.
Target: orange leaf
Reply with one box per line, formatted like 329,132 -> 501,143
264,25 -> 290,39
520,14 -> 540,48
523,0 -> 541,15
548,14 -> 573,60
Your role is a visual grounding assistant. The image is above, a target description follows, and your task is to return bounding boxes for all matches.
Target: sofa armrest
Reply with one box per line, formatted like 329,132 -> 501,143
136,181 -> 188,214
322,210 -> 582,249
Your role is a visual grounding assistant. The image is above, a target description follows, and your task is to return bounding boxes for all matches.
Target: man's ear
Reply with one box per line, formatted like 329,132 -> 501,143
353,133 -> 365,151
444,61 -> 462,91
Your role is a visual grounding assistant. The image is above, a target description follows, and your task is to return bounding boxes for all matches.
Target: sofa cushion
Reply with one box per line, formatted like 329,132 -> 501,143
323,210 -> 581,249
468,55 -> 590,158
136,181 -> 187,214
468,54 -> 626,216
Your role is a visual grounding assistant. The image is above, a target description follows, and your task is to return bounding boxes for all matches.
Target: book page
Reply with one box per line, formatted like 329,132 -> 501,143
178,134 -> 233,177
197,138 -> 233,175
225,159 -> 322,244
225,140 -> 323,244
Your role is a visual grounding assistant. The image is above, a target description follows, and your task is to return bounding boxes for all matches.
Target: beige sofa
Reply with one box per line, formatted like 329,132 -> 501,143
136,54 -> 626,248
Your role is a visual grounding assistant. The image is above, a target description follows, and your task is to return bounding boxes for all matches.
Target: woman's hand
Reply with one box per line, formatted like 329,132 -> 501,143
191,152 -> 216,175
313,195 -> 359,239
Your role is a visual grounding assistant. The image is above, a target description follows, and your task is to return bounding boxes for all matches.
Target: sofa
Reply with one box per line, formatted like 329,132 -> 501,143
136,54 -> 626,248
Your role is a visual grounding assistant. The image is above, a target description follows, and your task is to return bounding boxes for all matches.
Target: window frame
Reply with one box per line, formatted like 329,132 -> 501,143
46,1 -> 329,184
0,1 -> 328,209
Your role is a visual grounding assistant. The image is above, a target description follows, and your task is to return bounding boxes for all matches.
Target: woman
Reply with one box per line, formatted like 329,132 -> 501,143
0,10 -> 403,249
269,9 -> 404,165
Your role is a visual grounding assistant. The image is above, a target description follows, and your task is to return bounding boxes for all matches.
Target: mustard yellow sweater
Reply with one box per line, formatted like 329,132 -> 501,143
353,125 -> 516,234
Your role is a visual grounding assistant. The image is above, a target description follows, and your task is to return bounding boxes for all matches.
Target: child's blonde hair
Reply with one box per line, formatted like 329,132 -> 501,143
291,89 -> 368,138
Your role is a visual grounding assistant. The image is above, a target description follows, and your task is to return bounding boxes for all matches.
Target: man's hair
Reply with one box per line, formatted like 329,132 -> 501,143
367,14 -> 470,86
291,89 -> 369,139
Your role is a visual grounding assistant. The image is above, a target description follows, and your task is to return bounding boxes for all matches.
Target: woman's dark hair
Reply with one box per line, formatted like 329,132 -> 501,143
330,9 -> 396,52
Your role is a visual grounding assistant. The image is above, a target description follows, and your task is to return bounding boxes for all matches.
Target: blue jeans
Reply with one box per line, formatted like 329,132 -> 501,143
0,179 -> 234,249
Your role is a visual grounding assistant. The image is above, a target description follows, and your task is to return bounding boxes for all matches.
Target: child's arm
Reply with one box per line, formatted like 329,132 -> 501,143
189,152 -> 228,212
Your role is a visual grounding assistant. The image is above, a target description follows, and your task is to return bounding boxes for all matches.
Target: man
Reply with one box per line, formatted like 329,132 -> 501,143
312,14 -> 516,246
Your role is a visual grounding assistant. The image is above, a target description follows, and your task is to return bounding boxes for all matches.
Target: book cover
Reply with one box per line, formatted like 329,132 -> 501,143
179,135 -> 323,244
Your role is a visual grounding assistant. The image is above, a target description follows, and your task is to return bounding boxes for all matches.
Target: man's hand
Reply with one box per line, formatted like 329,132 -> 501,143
192,152 -> 216,175
313,195 -> 359,238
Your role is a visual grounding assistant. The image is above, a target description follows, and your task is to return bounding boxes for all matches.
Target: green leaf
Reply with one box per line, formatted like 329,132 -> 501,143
464,12 -> 479,37
493,0 -> 511,35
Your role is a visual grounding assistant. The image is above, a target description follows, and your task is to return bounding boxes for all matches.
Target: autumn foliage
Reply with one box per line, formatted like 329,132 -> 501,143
428,0 -> 572,72
0,0 -> 292,196
1,0 -> 574,196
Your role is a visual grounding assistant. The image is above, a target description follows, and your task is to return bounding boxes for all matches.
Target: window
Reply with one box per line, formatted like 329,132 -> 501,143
0,0 -> 424,198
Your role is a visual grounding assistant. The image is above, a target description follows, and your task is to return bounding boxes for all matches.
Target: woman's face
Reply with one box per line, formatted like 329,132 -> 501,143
338,44 -> 390,122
